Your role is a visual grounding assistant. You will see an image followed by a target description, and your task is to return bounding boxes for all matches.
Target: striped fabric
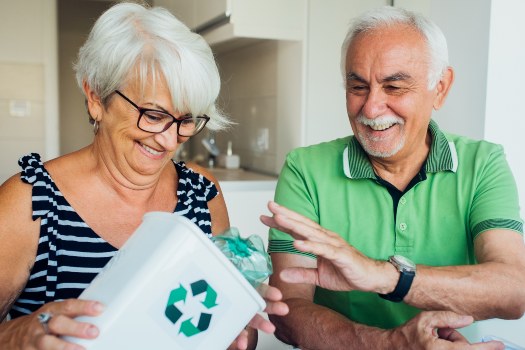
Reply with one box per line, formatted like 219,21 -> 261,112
9,153 -> 218,318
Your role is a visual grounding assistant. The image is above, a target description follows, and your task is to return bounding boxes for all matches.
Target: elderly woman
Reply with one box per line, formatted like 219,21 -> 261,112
0,3 -> 286,349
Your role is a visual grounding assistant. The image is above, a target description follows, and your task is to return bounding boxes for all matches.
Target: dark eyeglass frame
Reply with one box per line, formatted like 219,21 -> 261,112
114,90 -> 209,137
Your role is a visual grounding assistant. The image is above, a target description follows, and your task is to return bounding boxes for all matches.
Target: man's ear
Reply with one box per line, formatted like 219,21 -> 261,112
82,81 -> 103,120
433,67 -> 454,110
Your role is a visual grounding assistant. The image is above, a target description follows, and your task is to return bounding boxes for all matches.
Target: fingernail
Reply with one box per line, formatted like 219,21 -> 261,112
87,325 -> 99,337
93,302 -> 105,313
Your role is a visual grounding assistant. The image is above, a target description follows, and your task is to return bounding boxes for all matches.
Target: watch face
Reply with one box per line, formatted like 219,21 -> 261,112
391,255 -> 416,271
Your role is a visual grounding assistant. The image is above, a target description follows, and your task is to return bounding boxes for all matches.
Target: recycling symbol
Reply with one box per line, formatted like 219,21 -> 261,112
164,279 -> 218,337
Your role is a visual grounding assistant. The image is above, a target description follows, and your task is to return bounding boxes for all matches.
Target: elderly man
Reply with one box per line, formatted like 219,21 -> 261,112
261,6 -> 525,349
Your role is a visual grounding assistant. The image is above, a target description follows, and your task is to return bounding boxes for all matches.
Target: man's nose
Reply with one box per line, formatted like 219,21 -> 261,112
362,87 -> 388,117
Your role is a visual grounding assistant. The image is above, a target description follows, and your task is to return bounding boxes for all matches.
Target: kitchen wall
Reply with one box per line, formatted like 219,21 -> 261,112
58,0 -> 117,155
199,40 -> 303,175
0,0 -> 58,183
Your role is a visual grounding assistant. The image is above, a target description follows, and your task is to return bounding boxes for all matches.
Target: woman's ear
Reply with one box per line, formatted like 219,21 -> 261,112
82,81 -> 103,121
433,67 -> 454,110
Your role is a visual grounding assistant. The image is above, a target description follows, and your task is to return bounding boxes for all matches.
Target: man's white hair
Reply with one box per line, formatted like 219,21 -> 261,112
340,6 -> 449,90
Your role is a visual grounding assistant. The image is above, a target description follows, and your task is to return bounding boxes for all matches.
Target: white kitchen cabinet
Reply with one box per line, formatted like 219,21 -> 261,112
214,173 -> 292,349
154,0 -> 305,52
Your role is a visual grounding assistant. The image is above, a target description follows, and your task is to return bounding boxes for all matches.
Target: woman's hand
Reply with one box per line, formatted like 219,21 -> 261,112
0,299 -> 104,350
228,284 -> 289,350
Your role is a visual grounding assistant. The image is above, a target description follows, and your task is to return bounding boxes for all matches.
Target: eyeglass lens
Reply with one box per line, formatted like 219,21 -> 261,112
139,111 -> 207,136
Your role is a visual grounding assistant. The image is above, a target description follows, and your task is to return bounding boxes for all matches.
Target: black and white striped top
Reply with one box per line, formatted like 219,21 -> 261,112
9,153 -> 218,319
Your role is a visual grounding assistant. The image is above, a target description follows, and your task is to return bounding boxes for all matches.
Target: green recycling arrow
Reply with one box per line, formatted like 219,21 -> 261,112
165,284 -> 187,324
164,279 -> 218,337
190,280 -> 218,309
179,313 -> 212,336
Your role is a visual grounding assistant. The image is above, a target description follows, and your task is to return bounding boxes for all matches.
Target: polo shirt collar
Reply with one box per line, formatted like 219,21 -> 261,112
343,119 -> 458,179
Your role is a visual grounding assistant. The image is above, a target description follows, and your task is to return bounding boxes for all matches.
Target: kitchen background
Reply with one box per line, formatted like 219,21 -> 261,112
0,0 -> 524,348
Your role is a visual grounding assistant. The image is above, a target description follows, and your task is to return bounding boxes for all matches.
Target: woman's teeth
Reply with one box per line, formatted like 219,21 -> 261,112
142,143 -> 162,156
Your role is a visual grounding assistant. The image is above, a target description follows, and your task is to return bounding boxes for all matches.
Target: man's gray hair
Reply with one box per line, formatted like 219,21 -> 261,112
75,2 -> 229,130
340,6 -> 449,90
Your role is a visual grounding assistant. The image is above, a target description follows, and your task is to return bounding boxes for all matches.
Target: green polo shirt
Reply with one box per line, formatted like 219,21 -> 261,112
268,120 -> 523,329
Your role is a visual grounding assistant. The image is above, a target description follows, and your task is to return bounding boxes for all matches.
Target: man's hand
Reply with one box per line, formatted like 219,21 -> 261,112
390,311 -> 505,350
260,201 -> 395,293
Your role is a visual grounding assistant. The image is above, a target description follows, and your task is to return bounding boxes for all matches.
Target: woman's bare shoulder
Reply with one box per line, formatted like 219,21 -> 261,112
184,161 -> 220,184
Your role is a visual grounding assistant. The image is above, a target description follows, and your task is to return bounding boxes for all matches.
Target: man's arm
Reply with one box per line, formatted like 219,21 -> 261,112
269,253 -> 393,350
406,228 -> 525,320
265,202 -> 525,322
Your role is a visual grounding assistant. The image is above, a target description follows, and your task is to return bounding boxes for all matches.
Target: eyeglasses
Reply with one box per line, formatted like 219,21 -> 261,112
114,90 -> 209,137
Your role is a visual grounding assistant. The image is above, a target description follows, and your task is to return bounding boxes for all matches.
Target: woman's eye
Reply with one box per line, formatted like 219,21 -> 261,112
180,118 -> 195,126
143,112 -> 169,123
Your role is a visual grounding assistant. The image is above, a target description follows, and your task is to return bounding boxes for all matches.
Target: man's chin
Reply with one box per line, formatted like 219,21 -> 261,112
359,140 -> 405,159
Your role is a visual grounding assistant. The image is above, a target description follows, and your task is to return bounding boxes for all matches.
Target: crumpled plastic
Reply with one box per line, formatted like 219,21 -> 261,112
212,227 -> 272,288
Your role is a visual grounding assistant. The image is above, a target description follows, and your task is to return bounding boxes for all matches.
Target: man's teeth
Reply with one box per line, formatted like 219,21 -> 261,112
370,123 -> 395,131
142,143 -> 162,155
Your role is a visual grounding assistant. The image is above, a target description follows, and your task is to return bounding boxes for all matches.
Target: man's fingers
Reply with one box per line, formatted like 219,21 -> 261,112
420,311 -> 473,330
267,201 -> 320,230
280,267 -> 319,286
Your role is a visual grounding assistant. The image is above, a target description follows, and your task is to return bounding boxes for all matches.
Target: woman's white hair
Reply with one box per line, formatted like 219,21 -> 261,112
75,2 -> 229,130
340,6 -> 449,90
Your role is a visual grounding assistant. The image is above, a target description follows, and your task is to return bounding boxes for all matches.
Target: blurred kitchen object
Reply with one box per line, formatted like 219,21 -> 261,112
173,142 -> 189,161
202,132 -> 220,168
217,141 -> 240,169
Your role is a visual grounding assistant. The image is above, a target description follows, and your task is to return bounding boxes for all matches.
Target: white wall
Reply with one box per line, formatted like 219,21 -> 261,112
467,0 -> 525,344
0,0 -> 58,183
58,0 -> 116,155
302,0 -> 387,146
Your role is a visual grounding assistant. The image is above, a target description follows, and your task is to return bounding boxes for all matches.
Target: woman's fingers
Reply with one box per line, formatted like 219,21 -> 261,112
37,333 -> 86,350
247,314 -> 276,334
46,299 -> 104,318
255,284 -> 289,317
47,313 -> 99,339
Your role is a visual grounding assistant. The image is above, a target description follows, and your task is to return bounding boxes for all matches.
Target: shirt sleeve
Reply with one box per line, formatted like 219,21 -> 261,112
268,151 -> 317,258
469,144 -> 523,238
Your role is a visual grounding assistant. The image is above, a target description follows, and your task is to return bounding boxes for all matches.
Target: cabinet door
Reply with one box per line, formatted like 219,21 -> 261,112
194,0 -> 231,29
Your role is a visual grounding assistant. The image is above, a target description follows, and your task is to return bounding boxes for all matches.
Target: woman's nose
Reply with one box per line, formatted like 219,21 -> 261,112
155,123 -> 180,151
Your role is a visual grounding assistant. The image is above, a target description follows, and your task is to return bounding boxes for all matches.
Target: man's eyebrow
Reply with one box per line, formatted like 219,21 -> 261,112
381,72 -> 413,83
346,73 -> 367,84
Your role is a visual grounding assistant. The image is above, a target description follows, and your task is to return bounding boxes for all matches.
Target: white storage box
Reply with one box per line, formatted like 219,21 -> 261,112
64,212 -> 265,349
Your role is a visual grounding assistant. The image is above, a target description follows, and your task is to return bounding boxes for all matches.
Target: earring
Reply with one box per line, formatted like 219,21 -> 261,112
93,120 -> 99,135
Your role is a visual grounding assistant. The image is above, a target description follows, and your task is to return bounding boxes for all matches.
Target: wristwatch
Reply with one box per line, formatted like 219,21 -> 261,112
378,255 -> 416,302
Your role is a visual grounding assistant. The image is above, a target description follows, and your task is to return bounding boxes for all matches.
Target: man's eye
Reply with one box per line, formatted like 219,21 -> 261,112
347,85 -> 368,94
384,85 -> 406,93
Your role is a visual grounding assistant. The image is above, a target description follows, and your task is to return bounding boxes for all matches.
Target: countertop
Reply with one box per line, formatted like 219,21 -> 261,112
208,168 -> 277,191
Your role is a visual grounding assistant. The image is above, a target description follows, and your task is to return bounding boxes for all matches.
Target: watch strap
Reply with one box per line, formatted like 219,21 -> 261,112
378,269 -> 415,302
